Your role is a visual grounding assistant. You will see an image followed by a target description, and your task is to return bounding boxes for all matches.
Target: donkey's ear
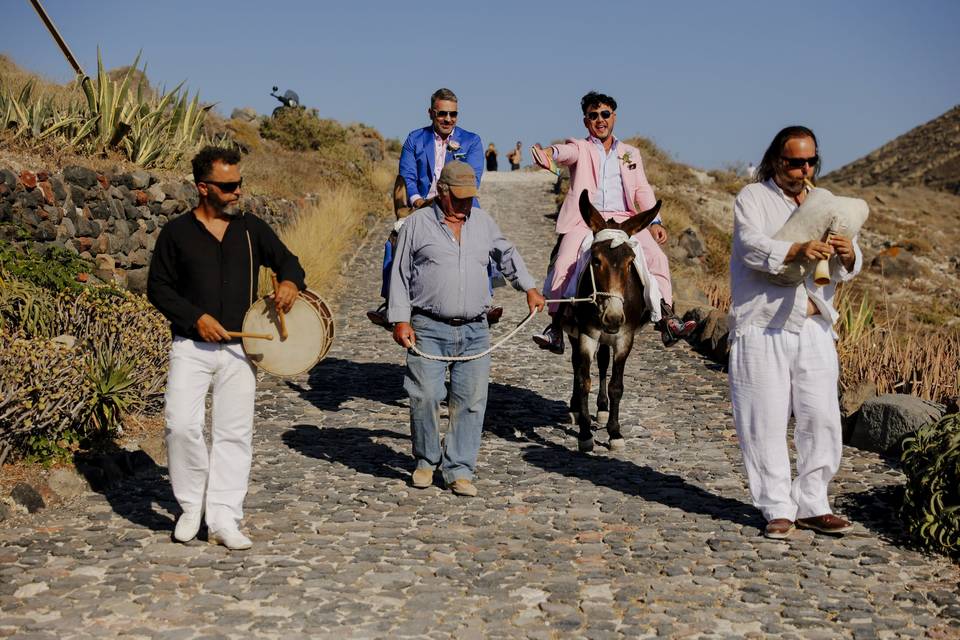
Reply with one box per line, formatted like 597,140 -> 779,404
621,200 -> 662,237
579,190 -> 606,233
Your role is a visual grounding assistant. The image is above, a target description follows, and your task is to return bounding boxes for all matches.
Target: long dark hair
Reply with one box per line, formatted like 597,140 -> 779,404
755,125 -> 820,183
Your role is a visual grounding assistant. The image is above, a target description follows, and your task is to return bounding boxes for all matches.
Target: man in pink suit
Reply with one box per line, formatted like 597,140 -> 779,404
531,91 -> 696,354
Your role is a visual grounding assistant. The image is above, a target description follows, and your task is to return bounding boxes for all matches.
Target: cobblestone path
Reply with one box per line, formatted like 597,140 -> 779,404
2,171 -> 959,639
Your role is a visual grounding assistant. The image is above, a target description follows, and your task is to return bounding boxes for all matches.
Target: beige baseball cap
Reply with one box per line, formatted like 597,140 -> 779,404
438,160 -> 478,199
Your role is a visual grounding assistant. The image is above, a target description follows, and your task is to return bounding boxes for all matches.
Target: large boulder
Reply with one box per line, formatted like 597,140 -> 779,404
677,227 -> 705,259
869,246 -> 926,279
683,307 -> 730,363
840,380 -> 878,442
850,393 -> 945,455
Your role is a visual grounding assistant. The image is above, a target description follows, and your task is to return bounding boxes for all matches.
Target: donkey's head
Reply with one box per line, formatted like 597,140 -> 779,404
579,190 -> 661,333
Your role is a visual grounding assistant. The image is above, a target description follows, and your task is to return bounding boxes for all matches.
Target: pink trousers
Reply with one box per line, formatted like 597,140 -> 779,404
545,212 -> 673,314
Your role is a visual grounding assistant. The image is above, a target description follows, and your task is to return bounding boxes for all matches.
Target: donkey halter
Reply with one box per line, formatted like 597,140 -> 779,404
582,229 -> 637,306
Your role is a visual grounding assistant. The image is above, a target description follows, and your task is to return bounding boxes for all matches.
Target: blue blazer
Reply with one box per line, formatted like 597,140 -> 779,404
399,126 -> 484,205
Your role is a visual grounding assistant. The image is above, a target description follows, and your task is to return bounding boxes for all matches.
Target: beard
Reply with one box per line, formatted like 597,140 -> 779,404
221,201 -> 243,217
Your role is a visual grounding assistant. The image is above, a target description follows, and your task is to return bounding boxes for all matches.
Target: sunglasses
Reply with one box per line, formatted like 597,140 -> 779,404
203,178 -> 243,192
781,155 -> 819,169
586,110 -> 613,121
433,110 -> 458,119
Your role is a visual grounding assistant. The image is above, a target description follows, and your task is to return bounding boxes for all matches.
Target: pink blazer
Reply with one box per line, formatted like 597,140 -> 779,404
552,138 -> 657,235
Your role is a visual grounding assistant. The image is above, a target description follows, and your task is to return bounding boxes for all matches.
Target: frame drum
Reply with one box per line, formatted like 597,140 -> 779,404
241,289 -> 335,376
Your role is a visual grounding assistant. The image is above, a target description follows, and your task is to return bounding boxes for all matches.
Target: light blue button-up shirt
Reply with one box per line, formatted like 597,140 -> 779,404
577,136 -> 661,224
388,204 -> 537,323
588,136 -> 628,213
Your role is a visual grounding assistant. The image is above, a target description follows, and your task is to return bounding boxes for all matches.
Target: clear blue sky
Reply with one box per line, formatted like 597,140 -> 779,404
2,0 -> 958,173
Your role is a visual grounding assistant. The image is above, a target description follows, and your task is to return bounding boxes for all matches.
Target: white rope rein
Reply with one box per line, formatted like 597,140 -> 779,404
408,263 -> 622,362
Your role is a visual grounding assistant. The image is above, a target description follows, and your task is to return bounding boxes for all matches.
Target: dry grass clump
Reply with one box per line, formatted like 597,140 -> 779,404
837,290 -> 960,403
242,140 -> 384,205
258,186 -> 368,295
695,273 -> 731,313
370,161 -> 397,196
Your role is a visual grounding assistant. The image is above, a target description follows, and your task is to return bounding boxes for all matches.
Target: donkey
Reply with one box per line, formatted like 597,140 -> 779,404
558,190 -> 662,453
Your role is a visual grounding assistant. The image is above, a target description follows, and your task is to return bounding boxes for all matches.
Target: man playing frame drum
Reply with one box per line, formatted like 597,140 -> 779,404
147,146 -> 306,550
728,126 -> 862,540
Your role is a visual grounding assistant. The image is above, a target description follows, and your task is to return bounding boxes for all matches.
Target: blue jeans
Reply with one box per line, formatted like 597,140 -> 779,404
404,314 -> 491,483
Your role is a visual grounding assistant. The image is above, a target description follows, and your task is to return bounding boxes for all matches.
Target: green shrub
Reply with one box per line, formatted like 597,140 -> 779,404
260,106 -> 347,151
0,239 -> 92,292
901,413 -> 960,556
0,281 -> 170,461
52,285 -> 170,403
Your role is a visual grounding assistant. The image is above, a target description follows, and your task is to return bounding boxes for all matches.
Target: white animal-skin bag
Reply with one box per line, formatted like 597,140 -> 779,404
769,186 -> 869,286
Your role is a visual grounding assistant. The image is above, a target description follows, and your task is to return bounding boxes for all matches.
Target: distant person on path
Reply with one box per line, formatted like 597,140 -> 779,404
388,161 -> 545,497
530,91 -> 696,354
485,143 -> 499,172
507,141 -> 522,170
147,146 -> 306,550
746,162 -> 757,179
729,126 -> 862,540
368,88 -> 502,327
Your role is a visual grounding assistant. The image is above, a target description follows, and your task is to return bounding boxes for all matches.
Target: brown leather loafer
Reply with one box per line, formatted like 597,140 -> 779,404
796,514 -> 853,534
764,518 -> 795,540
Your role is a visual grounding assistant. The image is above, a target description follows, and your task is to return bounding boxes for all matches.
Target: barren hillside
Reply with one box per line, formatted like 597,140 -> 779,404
826,105 -> 960,195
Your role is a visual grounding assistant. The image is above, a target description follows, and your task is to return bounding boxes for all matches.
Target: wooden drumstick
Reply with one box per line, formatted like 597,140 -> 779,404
227,331 -> 274,340
271,273 -> 289,340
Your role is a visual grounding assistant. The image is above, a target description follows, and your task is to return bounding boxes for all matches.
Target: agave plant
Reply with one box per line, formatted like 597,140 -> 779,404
837,291 -> 874,346
4,49 -> 210,168
85,338 -> 141,435
0,80 -> 83,142
0,273 -> 57,338
901,412 -> 960,556
77,48 -> 141,152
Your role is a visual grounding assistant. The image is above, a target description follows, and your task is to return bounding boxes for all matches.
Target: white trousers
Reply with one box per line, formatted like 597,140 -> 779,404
164,337 -> 256,532
728,317 -> 842,522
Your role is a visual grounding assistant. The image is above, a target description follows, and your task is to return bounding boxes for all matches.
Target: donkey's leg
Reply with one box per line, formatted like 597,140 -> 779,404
596,344 -> 610,425
606,336 -> 634,450
568,336 -> 582,425
574,334 -> 599,452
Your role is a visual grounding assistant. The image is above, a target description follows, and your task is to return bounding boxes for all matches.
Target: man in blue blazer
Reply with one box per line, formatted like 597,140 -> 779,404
369,88 -> 502,327
400,87 -> 483,209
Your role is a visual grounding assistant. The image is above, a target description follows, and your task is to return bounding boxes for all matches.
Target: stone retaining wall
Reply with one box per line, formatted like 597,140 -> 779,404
0,165 -> 300,292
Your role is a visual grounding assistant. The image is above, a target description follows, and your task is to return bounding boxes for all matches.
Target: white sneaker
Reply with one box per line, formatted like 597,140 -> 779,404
209,528 -> 252,550
173,511 -> 202,542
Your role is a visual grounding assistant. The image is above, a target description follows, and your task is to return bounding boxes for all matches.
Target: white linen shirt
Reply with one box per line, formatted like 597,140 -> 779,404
728,179 -> 863,341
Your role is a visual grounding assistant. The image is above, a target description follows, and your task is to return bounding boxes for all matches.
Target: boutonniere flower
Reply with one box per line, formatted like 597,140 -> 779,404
446,140 -> 466,159
618,152 -> 637,170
